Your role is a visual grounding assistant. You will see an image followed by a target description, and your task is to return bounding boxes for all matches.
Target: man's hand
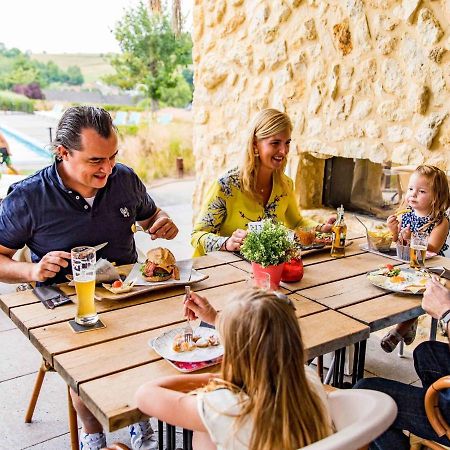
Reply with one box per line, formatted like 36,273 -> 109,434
423,278 -> 450,319
148,217 -> 178,240
30,251 -> 71,282
183,291 -> 218,326
222,229 -> 247,252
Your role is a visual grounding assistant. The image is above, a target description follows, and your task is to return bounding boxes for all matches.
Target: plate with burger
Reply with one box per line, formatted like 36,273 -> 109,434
93,247 -> 208,300
139,247 -> 181,283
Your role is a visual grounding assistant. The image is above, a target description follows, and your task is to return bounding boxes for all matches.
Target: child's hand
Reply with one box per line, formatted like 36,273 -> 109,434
183,291 -> 218,326
386,215 -> 399,234
401,225 -> 411,241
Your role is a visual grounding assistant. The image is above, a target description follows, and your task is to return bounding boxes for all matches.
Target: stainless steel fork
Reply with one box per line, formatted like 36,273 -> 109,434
183,286 -> 193,344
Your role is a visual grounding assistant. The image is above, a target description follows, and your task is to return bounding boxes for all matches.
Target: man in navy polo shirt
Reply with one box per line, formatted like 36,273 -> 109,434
0,106 -> 177,449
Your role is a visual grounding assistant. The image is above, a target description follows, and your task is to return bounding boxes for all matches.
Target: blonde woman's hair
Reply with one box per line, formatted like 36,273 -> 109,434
211,289 -> 332,450
410,165 -> 450,231
240,108 -> 293,199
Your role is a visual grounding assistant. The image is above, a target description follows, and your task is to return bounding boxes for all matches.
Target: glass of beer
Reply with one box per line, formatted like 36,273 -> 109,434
410,232 -> 428,269
71,246 -> 98,326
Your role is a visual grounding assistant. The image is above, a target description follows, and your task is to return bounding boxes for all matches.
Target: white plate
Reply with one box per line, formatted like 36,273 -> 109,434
366,268 -> 428,294
151,326 -> 224,363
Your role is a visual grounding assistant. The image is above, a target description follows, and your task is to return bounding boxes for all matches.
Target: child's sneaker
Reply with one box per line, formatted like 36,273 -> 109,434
129,421 -> 158,450
79,430 -> 106,450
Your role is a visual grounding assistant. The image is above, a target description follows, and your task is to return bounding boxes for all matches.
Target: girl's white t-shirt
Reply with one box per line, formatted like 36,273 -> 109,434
196,366 -> 331,450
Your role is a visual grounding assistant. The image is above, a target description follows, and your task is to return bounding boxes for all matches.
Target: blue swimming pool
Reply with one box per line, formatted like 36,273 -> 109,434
0,126 -> 51,169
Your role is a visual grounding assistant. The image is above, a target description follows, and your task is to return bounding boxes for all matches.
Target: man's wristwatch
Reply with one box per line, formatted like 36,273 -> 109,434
439,309 -> 450,337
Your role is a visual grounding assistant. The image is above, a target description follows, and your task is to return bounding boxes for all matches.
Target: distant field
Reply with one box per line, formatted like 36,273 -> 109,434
31,53 -> 115,85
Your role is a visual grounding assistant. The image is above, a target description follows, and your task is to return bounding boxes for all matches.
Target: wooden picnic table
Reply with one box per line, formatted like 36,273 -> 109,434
0,237 -> 438,449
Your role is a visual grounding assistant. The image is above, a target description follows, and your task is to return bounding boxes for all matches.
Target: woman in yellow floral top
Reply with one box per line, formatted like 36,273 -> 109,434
191,109 -> 336,256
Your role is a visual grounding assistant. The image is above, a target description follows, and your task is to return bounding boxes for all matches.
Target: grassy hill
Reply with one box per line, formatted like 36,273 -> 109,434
31,53 -> 115,85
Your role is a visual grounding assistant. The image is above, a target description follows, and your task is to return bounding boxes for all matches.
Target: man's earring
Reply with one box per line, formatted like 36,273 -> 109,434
254,152 -> 259,157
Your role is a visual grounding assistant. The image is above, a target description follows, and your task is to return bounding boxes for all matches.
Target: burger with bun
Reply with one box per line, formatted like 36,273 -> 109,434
141,247 -> 180,282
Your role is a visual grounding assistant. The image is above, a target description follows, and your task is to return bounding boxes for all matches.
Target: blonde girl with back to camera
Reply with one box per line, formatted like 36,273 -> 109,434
135,289 -> 333,450
381,165 -> 450,353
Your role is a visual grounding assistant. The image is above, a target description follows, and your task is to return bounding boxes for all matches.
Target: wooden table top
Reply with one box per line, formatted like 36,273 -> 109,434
1,240 -> 441,431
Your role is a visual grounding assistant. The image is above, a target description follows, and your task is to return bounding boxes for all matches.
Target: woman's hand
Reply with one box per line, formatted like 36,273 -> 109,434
320,216 -> 336,233
222,228 -> 247,252
184,291 -> 218,326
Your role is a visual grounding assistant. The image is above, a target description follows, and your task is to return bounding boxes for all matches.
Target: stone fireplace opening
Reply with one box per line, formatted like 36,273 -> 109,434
322,157 -> 398,219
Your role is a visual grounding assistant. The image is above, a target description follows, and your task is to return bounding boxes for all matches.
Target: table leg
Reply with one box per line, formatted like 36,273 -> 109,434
317,355 -> 324,382
25,359 -> 52,423
183,428 -> 193,450
338,348 -> 346,388
166,423 -> 176,450
158,420 -> 164,450
356,339 -> 367,381
67,385 -> 79,450
332,349 -> 342,388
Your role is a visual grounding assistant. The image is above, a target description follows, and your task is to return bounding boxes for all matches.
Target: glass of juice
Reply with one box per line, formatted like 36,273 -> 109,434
409,232 -> 428,269
71,246 -> 98,326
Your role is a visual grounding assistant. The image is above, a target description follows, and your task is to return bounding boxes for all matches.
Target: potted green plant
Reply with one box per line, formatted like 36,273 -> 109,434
240,219 -> 296,289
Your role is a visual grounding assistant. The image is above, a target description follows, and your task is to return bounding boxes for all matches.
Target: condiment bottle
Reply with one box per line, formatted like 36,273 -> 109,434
330,205 -> 347,258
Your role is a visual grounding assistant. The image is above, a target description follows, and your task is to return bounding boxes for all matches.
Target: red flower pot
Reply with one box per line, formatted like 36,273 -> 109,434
281,257 -> 304,283
251,262 -> 285,290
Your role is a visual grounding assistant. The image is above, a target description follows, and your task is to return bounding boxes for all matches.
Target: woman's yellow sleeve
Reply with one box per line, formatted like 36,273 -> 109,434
191,181 -> 229,256
284,178 -> 318,230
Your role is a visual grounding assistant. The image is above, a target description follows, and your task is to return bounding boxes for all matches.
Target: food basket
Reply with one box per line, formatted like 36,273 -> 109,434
366,229 -> 393,253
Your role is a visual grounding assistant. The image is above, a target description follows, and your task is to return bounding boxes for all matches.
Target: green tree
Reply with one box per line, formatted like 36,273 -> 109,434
105,1 -> 192,108
66,66 -> 84,85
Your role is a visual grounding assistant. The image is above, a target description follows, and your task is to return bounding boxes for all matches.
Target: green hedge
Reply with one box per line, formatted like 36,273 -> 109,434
0,91 -> 34,113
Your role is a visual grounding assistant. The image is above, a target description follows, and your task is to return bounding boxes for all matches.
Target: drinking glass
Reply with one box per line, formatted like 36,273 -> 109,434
246,272 -> 271,290
409,232 -> 428,269
71,246 -> 98,326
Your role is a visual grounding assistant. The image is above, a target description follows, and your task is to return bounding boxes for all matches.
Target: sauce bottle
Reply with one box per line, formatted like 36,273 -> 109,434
331,205 -> 347,258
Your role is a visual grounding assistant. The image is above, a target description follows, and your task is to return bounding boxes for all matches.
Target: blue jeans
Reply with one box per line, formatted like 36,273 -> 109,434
354,341 -> 450,450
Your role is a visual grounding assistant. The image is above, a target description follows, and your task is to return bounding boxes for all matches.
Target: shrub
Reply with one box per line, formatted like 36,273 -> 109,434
0,90 -> 34,112
240,219 -> 296,267
12,82 -> 45,99
118,118 -> 193,183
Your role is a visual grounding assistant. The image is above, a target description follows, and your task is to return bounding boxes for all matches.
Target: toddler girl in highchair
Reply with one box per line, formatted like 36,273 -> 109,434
381,165 -> 450,352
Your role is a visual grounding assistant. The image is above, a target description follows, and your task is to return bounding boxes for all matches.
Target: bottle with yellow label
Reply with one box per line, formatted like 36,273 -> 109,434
331,205 -> 347,258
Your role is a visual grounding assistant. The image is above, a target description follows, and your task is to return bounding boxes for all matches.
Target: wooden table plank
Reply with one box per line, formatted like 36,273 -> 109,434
300,310 -> 369,360
55,294 -> 326,392
300,274 -> 387,309
339,294 -> 424,332
30,280 -> 249,362
280,252 -> 402,292
80,359 -> 204,431
10,264 -> 247,335
79,310 -> 369,432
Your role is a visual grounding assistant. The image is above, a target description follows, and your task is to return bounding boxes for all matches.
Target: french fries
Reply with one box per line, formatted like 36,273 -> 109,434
395,208 -> 409,217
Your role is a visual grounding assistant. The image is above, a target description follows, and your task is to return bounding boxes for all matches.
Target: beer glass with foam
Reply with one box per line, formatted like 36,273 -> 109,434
71,246 -> 98,326
410,232 -> 428,269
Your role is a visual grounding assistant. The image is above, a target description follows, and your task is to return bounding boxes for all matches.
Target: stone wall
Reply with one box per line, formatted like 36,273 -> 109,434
192,0 -> 449,211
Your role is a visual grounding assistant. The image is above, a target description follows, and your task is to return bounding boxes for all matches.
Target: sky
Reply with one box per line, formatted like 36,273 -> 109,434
0,0 -> 192,54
